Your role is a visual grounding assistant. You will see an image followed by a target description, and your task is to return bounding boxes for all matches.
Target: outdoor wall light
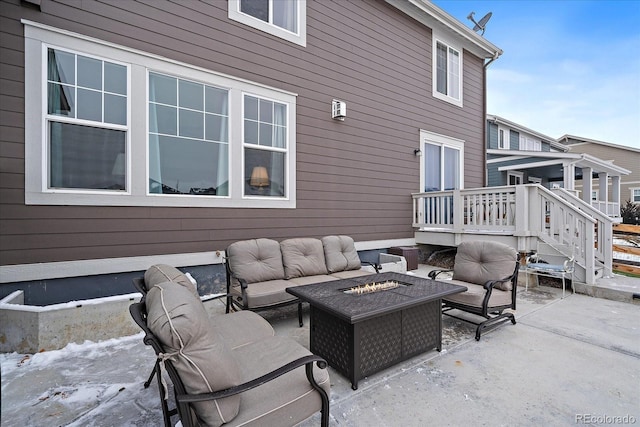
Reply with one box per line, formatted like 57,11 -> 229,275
332,99 -> 346,121
414,149 -> 422,157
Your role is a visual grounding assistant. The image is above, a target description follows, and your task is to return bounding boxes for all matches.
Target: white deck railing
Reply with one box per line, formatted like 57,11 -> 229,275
412,184 -> 613,284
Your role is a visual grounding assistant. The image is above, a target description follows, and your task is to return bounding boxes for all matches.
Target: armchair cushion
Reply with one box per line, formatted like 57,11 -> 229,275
321,235 -> 361,273
227,238 -> 285,284
280,238 -> 328,279
452,241 -> 518,291
443,280 -> 513,308
146,281 -> 241,426
144,264 -> 198,298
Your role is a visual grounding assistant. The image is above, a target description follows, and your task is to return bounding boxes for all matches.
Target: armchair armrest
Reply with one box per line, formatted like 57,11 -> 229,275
362,260 -> 381,273
177,355 -> 328,403
428,269 -> 453,280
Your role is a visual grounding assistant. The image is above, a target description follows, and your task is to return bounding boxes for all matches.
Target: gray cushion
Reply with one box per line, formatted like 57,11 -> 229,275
215,311 -> 275,350
227,239 -> 285,284
321,235 -> 361,273
144,264 -> 198,298
452,241 -> 517,291
229,279 -> 297,309
280,238 -> 328,279
227,336 -> 330,426
444,280 -> 513,308
146,281 -> 241,426
286,274 -> 339,286
329,269 -> 374,279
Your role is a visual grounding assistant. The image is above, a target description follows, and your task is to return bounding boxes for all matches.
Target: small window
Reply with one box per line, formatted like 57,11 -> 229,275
498,127 -> 509,149
229,0 -> 307,46
432,35 -> 462,107
519,135 -> 541,151
632,188 -> 640,203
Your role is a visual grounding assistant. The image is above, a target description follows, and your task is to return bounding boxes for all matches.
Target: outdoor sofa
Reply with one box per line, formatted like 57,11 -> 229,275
225,235 -> 379,325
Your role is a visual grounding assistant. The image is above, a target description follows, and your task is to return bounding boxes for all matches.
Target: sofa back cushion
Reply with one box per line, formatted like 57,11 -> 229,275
321,235 -> 361,273
280,238 -> 328,279
146,280 -> 241,426
227,238 -> 285,284
144,264 -> 198,298
452,241 -> 517,291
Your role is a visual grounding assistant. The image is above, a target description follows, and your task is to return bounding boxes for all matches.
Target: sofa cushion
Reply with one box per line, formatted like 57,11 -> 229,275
146,281 -> 241,426
452,241 -> 517,291
214,311 -> 275,350
329,269 -> 373,280
280,238 -> 328,279
286,274 -> 339,287
227,238 -> 285,284
443,280 -> 512,308
144,264 -> 198,298
229,279 -> 297,309
229,336 -> 330,426
321,235 -> 361,273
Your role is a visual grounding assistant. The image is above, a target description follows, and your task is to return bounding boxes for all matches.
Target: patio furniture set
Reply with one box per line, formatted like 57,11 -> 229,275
130,238 -> 521,426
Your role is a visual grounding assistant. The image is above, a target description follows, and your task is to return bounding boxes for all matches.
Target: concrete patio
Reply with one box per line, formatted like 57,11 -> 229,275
1,266 -> 639,426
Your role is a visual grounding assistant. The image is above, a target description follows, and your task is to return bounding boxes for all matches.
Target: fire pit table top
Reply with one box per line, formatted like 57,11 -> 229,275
286,272 -> 467,323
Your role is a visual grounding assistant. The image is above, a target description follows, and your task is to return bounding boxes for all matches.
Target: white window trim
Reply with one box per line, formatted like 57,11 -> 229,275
23,20 -> 297,208
432,31 -> 463,108
419,129 -> 465,192
631,187 -> 640,204
519,135 -> 542,151
498,126 -> 509,149
507,171 -> 524,185
228,0 -> 307,47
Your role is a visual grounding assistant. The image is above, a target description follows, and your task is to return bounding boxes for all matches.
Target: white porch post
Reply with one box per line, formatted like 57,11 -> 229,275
611,175 -> 621,216
598,172 -> 609,203
563,162 -> 575,190
582,166 -> 592,203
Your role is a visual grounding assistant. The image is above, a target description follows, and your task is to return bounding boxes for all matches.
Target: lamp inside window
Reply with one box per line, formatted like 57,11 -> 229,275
250,166 -> 270,192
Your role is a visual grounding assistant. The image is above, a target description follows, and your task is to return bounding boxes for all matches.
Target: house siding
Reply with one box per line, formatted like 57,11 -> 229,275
0,0 -> 487,281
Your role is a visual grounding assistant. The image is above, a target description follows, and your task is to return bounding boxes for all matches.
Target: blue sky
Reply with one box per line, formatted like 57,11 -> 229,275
433,0 -> 640,149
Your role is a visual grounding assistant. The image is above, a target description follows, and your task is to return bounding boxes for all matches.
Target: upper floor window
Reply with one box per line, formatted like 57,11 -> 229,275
24,21 -> 297,208
498,127 -> 509,149
519,135 -> 541,151
433,35 -> 462,107
229,0 -> 307,46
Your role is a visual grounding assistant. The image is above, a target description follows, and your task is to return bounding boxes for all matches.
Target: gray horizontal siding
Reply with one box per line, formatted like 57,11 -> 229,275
0,0 -> 487,266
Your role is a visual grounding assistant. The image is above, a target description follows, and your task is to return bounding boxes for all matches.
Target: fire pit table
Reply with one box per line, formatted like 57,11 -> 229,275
286,272 -> 466,389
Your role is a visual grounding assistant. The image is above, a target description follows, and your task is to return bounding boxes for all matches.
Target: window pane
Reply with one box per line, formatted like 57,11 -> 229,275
443,146 -> 459,190
77,56 -> 102,90
48,49 -> 75,85
205,114 -> 228,143
436,42 -> 447,95
244,120 -> 258,144
274,103 -> 286,126
241,0 -> 268,22
149,103 -> 177,135
259,99 -> 273,123
448,48 -> 460,99
424,143 -> 441,192
104,94 -> 127,125
244,148 -> 285,197
179,80 -> 203,110
148,135 -> 228,196
259,123 -> 273,146
104,62 -> 127,95
77,88 -> 102,122
273,0 -> 297,32
48,83 -> 75,117
244,96 -> 258,120
205,86 -> 228,115
149,73 -> 177,105
179,108 -> 204,139
49,122 -> 126,190
273,125 -> 286,148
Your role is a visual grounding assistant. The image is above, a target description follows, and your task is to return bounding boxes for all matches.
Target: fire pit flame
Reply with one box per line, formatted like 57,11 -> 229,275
344,280 -> 401,295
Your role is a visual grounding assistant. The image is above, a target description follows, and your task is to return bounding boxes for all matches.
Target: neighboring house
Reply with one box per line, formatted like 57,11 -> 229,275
0,0 -> 502,302
486,115 -> 630,217
558,135 -> 640,207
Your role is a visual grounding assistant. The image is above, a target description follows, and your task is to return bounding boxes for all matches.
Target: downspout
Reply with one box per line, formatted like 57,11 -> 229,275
482,52 -> 500,186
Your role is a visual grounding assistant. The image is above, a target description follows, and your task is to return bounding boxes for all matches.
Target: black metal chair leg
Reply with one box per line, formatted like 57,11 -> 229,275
298,302 -> 304,327
144,365 -> 157,388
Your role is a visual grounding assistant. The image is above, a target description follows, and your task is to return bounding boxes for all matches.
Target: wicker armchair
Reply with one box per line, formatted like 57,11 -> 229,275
428,241 -> 520,341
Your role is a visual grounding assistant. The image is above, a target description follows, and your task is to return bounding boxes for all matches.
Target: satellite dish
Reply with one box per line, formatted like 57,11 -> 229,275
467,11 -> 492,36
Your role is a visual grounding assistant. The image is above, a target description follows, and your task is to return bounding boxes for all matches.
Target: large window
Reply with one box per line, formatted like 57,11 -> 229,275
229,0 -> 307,46
519,135 -> 542,151
47,48 -> 128,191
433,34 -> 462,107
24,22 -> 296,208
